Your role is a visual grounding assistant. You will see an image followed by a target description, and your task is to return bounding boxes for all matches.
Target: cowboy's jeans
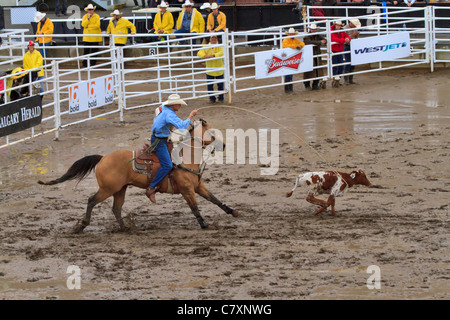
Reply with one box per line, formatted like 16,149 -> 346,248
150,136 -> 173,189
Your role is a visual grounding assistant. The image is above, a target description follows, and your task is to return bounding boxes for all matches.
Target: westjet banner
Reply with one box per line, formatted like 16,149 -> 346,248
69,75 -> 115,114
254,46 -> 313,79
350,32 -> 411,66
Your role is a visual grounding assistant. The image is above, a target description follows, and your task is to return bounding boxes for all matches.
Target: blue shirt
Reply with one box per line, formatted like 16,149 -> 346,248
152,105 -> 191,138
182,12 -> 192,30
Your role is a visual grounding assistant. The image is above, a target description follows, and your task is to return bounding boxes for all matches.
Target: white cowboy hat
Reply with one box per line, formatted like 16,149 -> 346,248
34,12 -> 46,23
110,9 -> 123,16
286,27 -> 298,35
211,3 -> 220,10
334,20 -> 343,26
163,94 -> 187,106
158,1 -> 169,8
182,0 -> 194,7
349,18 -> 361,28
200,2 -> 211,10
85,4 -> 96,11
308,23 -> 318,30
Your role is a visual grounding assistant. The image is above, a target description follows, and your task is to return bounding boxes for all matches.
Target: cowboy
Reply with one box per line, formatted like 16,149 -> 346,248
175,0 -> 205,45
207,3 -> 226,33
197,35 -> 224,104
200,2 -> 212,25
23,41 -> 44,96
151,1 -> 174,41
146,94 -> 198,203
82,4 -> 102,67
282,27 -> 304,94
303,23 -> 327,90
34,12 -> 54,60
107,10 -> 137,46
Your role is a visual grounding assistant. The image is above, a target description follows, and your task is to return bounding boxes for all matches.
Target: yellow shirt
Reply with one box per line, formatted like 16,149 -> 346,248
107,18 -> 137,45
197,43 -> 224,77
176,8 -> 205,33
153,10 -> 174,34
82,13 -> 102,43
282,37 -> 305,50
206,11 -> 226,32
35,18 -> 54,44
23,50 -> 44,77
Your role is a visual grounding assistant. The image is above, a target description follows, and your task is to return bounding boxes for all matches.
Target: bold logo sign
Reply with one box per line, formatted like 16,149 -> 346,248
350,32 -> 411,66
254,46 -> 313,79
68,75 -> 115,114
0,95 -> 42,137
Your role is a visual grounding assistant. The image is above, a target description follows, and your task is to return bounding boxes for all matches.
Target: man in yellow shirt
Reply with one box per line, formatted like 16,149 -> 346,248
197,35 -> 224,103
107,10 -> 137,46
282,28 -> 304,94
23,41 -> 44,96
81,4 -> 102,67
34,12 -> 54,60
175,0 -> 205,45
149,1 -> 174,42
207,3 -> 226,34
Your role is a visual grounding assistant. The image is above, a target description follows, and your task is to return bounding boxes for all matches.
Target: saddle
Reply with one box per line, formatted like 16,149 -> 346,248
133,142 -> 179,194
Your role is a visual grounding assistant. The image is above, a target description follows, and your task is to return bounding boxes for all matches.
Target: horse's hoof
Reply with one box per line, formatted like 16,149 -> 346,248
231,210 -> 240,218
72,224 -> 84,234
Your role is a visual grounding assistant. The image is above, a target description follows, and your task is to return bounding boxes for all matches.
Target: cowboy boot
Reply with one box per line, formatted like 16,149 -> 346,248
145,186 -> 158,203
312,80 -> 320,90
349,75 -> 356,84
285,85 -> 290,94
289,84 -> 294,93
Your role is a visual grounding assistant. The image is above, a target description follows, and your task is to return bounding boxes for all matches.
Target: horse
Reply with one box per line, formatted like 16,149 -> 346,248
38,119 -> 239,233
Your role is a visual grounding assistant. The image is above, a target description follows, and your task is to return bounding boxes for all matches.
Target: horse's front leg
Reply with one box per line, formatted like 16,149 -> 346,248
181,189 -> 209,229
197,183 -> 239,217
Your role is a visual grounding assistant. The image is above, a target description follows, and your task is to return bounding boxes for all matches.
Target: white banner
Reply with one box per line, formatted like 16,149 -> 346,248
350,32 -> 411,66
69,75 -> 115,114
254,46 -> 314,79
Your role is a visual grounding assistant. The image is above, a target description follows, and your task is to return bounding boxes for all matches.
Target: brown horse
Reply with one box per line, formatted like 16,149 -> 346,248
38,119 -> 238,233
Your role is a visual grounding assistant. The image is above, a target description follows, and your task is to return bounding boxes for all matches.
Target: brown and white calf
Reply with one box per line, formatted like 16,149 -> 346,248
286,170 -> 371,216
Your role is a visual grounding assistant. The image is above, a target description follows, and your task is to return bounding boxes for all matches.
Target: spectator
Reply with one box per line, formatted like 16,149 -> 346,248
175,0 -> 205,45
149,1 -> 174,41
321,0 -> 337,19
55,0 -> 67,17
81,4 -> 102,68
23,41 -> 44,97
200,2 -> 212,25
343,18 -> 360,85
34,12 -> 54,60
207,3 -> 226,33
197,34 -> 224,104
311,0 -> 325,22
282,28 -> 305,94
404,0 -> 416,6
133,1 -> 160,9
303,23 -> 327,90
330,20 -> 350,88
107,10 -> 137,46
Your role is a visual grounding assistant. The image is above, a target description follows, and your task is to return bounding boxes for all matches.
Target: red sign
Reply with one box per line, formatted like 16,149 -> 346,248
267,52 -> 303,74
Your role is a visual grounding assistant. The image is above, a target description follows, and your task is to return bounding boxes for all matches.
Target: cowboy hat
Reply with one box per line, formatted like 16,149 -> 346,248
308,23 -> 318,30
182,0 -> 194,7
334,20 -> 343,26
85,4 -> 96,11
110,9 -> 122,16
211,3 -> 220,10
349,18 -> 361,28
200,2 -> 211,10
163,94 -> 187,106
34,12 -> 46,23
286,27 -> 298,35
158,1 -> 169,8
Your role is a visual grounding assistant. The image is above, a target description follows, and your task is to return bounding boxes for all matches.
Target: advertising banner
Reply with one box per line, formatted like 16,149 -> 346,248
350,32 -> 411,66
254,46 -> 314,79
69,75 -> 115,114
0,95 -> 42,137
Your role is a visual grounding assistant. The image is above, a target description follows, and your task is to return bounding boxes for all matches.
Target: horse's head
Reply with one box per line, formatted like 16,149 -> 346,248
189,119 -> 225,151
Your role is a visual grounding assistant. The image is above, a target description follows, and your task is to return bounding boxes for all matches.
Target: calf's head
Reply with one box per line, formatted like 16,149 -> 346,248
349,169 -> 371,186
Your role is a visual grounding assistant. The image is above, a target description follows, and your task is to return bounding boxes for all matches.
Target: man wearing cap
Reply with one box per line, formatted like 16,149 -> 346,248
343,18 -> 360,85
207,3 -> 226,33
146,94 -> 198,203
303,23 -> 327,90
150,1 -> 174,41
23,41 -> 44,96
330,20 -> 350,88
282,28 -> 305,94
107,10 -> 137,46
82,4 -> 102,67
175,0 -> 205,44
34,12 -> 54,60
197,35 -> 224,103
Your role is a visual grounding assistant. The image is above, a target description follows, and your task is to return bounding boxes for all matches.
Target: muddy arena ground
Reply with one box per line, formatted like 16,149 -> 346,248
0,68 -> 449,300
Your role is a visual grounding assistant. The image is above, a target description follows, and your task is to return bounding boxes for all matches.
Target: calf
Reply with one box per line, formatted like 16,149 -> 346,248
286,169 -> 371,216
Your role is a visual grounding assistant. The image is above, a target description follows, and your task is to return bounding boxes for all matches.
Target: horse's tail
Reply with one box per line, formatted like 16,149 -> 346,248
38,155 -> 103,186
286,174 -> 301,198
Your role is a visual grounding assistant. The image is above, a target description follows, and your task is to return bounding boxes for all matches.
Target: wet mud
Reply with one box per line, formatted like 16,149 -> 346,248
0,68 -> 449,299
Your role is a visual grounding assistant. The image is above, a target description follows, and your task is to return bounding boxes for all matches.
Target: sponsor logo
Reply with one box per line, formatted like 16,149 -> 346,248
354,42 -> 407,54
266,52 -> 303,74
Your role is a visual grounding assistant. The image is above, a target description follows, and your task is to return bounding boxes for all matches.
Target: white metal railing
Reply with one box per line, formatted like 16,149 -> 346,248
431,6 -> 450,65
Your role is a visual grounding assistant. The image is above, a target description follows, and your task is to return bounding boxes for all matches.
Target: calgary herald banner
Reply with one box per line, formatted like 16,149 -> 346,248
350,32 -> 411,66
69,75 -> 115,114
0,95 -> 42,138
254,46 -> 314,79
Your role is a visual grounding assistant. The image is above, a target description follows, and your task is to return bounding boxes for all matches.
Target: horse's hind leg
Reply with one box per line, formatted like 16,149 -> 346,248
73,189 -> 111,233
197,183 -> 239,217
112,185 -> 130,231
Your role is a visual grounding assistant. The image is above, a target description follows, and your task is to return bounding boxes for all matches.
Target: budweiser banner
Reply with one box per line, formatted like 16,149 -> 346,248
254,46 -> 313,80
350,32 -> 411,66
69,75 -> 115,114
